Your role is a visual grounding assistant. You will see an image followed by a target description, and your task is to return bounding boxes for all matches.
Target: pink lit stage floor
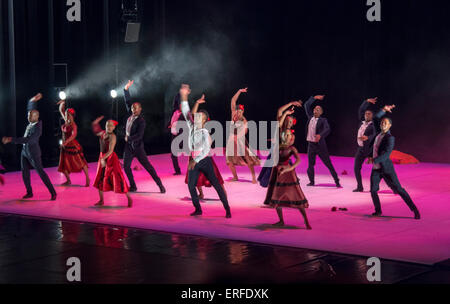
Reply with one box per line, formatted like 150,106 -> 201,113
0,153 -> 449,265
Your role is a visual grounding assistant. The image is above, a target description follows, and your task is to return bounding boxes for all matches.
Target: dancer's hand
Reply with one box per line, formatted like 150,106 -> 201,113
278,166 -> 292,176
196,94 -> 206,104
367,97 -> 378,104
239,88 -> 248,93
2,137 -> 12,145
30,93 -> 43,103
315,134 -> 321,142
367,157 -> 374,164
383,105 -> 396,113
101,159 -> 106,168
125,80 -> 134,91
359,136 -> 369,142
188,159 -> 197,171
314,95 -> 325,101
93,116 -> 105,125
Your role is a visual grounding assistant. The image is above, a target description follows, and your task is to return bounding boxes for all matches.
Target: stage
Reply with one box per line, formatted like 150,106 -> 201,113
0,153 -> 449,266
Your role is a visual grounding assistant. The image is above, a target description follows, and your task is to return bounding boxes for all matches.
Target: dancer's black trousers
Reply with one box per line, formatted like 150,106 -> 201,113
124,143 -> 163,189
370,168 -> 418,213
307,142 -> 339,184
21,153 -> 56,196
188,157 -> 229,212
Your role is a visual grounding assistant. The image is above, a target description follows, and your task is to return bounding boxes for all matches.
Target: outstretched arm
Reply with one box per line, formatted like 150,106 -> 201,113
9,121 -> 43,145
231,88 -> 247,113
123,80 -> 134,114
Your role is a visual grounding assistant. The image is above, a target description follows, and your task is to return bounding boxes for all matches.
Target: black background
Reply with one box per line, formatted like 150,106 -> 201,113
1,0 -> 449,170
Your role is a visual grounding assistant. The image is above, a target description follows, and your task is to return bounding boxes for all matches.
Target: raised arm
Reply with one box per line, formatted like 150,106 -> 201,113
123,80 -> 134,114
279,109 -> 295,129
180,85 -> 194,124
359,98 -> 377,121
27,93 -> 42,112
305,95 -> 325,119
278,101 -> 302,121
92,116 -> 105,136
57,100 -> 67,121
192,94 -> 206,115
231,88 -> 247,113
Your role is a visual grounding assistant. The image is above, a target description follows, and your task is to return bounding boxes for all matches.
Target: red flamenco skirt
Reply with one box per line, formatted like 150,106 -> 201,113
185,158 -> 224,188
58,140 -> 88,173
264,166 -> 308,209
93,152 -> 129,194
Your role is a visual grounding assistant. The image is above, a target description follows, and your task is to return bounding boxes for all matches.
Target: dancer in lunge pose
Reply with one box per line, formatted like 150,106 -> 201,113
226,88 -> 260,184
92,116 -> 132,208
184,93 -> 227,200
264,104 -> 311,230
56,100 -> 90,187
2,93 -> 57,200
368,107 -> 420,220
180,85 -> 231,218
123,80 -> 166,193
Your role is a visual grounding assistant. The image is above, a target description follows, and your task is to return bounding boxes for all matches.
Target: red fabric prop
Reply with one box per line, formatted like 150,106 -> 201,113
390,151 -> 420,165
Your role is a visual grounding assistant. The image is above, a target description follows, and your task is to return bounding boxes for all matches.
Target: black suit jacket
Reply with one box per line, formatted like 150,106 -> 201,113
12,101 -> 42,160
371,131 -> 396,173
305,96 -> 331,148
124,89 -> 146,150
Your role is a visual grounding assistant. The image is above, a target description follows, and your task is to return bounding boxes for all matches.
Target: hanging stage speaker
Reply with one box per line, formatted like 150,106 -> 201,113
125,22 -> 141,43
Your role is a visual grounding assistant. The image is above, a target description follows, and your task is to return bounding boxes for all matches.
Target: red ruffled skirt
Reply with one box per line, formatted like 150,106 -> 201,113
185,158 -> 224,188
58,140 -> 88,173
93,152 -> 129,194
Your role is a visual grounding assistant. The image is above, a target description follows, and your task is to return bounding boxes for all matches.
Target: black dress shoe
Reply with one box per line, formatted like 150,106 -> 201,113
414,210 -> 421,220
226,210 -> 232,219
372,211 -> 382,217
22,193 -> 33,199
190,210 -> 203,217
353,188 -> 364,193
174,172 -> 182,176
51,193 -> 57,201
159,185 -> 166,194
307,183 -> 315,187
129,187 -> 137,193
336,182 -> 343,188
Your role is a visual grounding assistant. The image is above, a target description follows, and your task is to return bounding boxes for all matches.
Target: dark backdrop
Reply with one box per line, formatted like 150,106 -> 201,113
1,0 -> 449,171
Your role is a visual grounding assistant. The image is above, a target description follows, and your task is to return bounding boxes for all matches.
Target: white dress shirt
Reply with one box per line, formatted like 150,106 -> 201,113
373,133 -> 387,170
357,121 -> 373,147
126,115 -> 139,137
181,101 -> 211,163
307,117 -> 319,143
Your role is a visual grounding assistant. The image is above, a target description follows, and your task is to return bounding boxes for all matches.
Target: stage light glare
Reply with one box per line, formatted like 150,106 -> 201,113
59,91 -> 67,100
110,90 -> 118,99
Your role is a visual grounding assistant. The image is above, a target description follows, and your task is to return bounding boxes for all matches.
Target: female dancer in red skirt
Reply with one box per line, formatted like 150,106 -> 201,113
184,96 -> 227,200
264,102 -> 311,230
226,88 -> 260,183
92,116 -> 132,208
57,100 -> 90,187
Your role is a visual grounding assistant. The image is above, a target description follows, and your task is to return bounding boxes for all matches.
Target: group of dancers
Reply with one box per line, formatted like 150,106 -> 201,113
1,82 -> 421,230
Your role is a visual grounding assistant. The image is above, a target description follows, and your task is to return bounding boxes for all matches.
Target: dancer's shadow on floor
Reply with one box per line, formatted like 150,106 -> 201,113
0,199 -> 50,205
348,213 -> 415,221
133,191 -> 161,195
315,183 -> 340,188
240,223 -> 303,231
88,206 -> 129,211
180,196 -> 221,203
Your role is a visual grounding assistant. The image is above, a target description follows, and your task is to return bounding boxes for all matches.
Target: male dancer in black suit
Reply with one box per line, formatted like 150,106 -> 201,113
304,95 -> 341,188
354,98 -> 398,193
123,80 -> 166,193
368,109 -> 420,219
2,93 -> 57,200
167,92 -> 184,176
